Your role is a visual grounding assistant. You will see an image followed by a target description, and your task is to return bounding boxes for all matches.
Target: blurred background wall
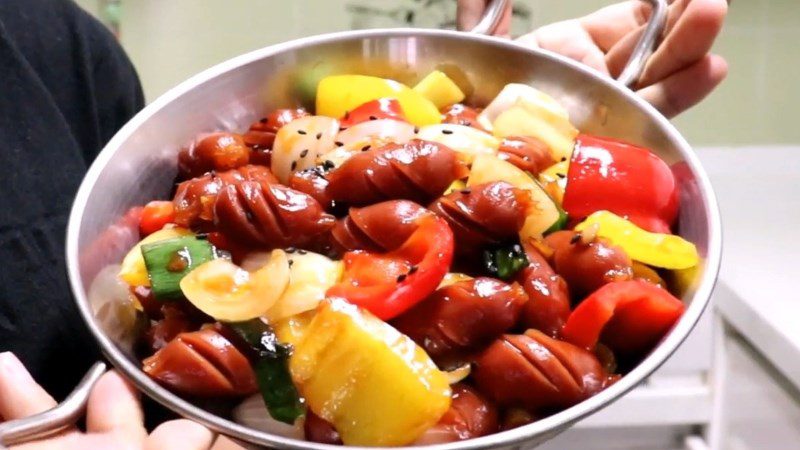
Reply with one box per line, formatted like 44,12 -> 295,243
73,0 -> 799,147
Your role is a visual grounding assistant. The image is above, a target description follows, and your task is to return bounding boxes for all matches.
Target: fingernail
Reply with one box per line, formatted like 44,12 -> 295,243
0,352 -> 28,381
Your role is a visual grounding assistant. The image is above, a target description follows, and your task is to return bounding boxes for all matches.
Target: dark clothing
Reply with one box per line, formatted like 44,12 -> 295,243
0,0 -> 144,399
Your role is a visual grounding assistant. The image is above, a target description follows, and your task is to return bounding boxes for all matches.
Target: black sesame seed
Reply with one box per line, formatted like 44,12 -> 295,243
414,126 -> 420,133
369,115 -> 377,121
556,173 -> 566,179
300,149 -> 309,158
561,157 -> 567,162
460,188 -> 471,195
286,247 -> 297,253
298,130 -> 307,135
291,161 -> 297,171
570,233 -> 582,244
408,265 -> 418,275
288,259 -> 294,267
316,132 -> 322,139
361,145 -> 371,152
396,274 -> 407,283
339,126 -> 346,131
335,141 -> 344,147
298,249 -> 308,255
464,121 -> 472,126
259,117 -> 268,123
442,129 -> 454,135
323,160 -> 335,170
344,111 -> 350,120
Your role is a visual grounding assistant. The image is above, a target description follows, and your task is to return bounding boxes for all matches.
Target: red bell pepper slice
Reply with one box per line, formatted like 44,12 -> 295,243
561,279 -> 684,356
340,98 -> 407,128
326,216 -> 453,320
563,134 -> 679,234
140,201 -> 176,236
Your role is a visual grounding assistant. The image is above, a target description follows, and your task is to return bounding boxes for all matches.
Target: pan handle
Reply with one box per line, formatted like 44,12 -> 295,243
468,0 -> 510,35
617,0 -> 669,88
0,362 -> 106,448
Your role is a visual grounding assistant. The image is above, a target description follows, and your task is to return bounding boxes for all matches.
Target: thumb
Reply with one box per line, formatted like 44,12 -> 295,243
145,419 -> 215,450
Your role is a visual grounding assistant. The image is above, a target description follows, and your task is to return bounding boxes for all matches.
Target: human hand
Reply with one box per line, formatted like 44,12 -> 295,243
517,0 -> 728,118
0,352 -> 213,450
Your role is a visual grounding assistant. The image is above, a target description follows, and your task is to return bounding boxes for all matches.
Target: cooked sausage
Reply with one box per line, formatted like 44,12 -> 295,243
304,410 -> 342,445
330,200 -> 431,254
516,242 -> 571,337
441,104 -> 486,132
413,384 -> 499,444
242,108 -> 310,164
288,167 -> 333,211
173,165 -> 278,228
429,181 -> 530,257
143,329 -> 257,397
214,180 -> 335,248
471,330 -> 609,412
544,230 -> 633,301
325,139 -> 468,205
178,132 -> 252,179
497,136 -> 555,175
392,278 -> 527,364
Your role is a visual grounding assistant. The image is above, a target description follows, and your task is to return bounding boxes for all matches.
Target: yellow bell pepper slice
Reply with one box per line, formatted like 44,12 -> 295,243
575,211 -> 699,270
118,227 -> 192,287
412,70 -> 465,109
273,310 -> 317,348
316,75 -> 442,126
290,299 -> 451,446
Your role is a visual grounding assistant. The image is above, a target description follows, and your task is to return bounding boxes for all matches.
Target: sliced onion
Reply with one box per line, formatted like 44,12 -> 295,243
477,83 -> 569,132
272,116 -> 339,183
336,119 -> 416,149
315,145 -> 360,169
416,124 -> 499,163
233,394 -> 305,440
444,363 -> 471,384
241,250 -> 343,322
180,250 -> 290,322
89,264 -> 143,352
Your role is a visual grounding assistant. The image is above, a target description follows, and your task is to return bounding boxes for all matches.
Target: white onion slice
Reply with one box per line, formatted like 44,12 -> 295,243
335,119 -> 416,149
88,264 -> 141,352
233,394 -> 305,440
416,124 -> 499,163
477,83 -> 569,132
272,116 -> 339,183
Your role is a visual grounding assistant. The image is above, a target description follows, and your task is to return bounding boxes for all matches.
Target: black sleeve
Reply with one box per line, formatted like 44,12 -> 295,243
0,0 -> 144,399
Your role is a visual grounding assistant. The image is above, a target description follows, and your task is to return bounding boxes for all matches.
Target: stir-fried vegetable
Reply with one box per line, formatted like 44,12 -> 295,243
228,319 -> 304,424
119,227 -> 193,287
141,236 -> 217,300
139,201 -> 176,236
483,244 -> 529,280
412,70 -> 465,109
271,116 -> 339,183
416,124 -> 499,163
575,211 -> 699,269
316,75 -> 441,126
179,250 -> 290,321
290,299 -> 451,446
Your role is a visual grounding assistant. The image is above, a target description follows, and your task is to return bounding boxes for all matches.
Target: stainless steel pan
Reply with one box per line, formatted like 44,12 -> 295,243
1,0 -> 721,448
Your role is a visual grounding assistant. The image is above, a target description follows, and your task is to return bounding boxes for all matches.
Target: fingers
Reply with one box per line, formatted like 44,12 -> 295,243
636,54 -> 728,118
580,0 -> 654,52
528,20 -> 610,75
145,419 -> 215,450
456,0 -> 512,36
0,352 -> 57,420
638,0 -> 727,87
86,371 -> 147,443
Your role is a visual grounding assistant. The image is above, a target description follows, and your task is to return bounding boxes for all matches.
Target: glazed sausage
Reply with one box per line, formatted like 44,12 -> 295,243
497,136 -> 555,175
429,181 -> 530,257
516,242 -> 571,337
214,180 -> 335,248
392,278 -> 528,364
242,108 -> 310,164
544,230 -> 633,301
441,104 -> 486,132
172,165 -> 278,228
472,329 -> 609,412
325,139 -> 468,205
177,132 -> 252,180
330,200 -> 431,254
288,167 -> 333,211
413,384 -> 499,444
143,329 -> 257,397
304,410 -> 343,445
141,303 -> 195,353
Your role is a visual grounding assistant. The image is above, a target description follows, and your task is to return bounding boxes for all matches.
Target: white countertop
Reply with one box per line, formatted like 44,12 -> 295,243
697,146 -> 800,389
